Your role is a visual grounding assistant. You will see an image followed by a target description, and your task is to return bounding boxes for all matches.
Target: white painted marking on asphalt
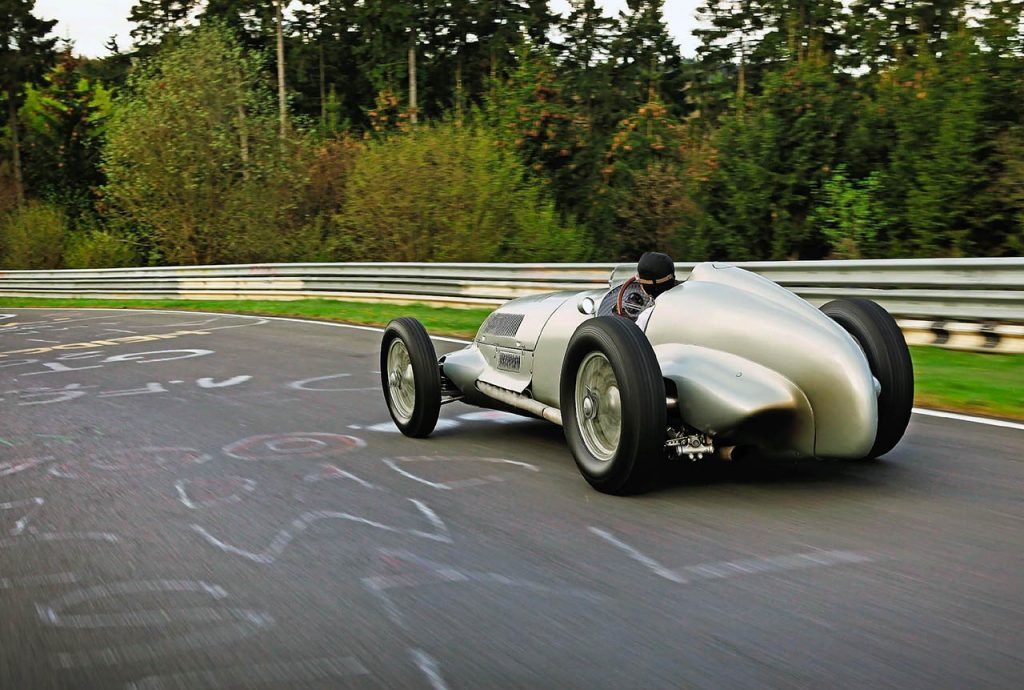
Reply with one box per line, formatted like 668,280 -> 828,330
39,580 -> 274,669
364,549 -> 602,601
383,456 -> 539,490
365,418 -> 460,434
191,499 -> 452,564
0,456 -> 53,477
0,572 -> 77,589
175,477 -> 257,510
588,527 -> 685,583
0,532 -> 120,547
411,649 -> 450,690
590,527 -> 875,584
912,407 -> 1024,432
681,550 -> 874,581
126,656 -> 370,689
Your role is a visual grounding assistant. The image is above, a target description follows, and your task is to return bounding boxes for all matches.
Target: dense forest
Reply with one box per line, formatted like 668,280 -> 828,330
1,0 -> 1023,268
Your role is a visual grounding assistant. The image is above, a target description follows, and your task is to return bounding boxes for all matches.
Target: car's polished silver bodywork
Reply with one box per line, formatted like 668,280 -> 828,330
442,262 -> 879,459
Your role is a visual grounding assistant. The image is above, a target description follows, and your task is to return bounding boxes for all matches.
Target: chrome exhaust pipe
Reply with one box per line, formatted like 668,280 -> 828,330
476,381 -> 562,426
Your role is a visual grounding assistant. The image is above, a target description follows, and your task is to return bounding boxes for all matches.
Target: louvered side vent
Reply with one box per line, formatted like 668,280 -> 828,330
480,313 -> 525,338
497,352 -> 522,372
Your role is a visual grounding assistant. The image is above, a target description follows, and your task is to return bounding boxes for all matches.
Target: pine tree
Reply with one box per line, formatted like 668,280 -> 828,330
557,0 -> 616,125
22,46 -> 110,218
843,0 -> 967,71
128,0 -> 198,47
694,0 -> 770,107
0,0 -> 57,204
610,0 -> 684,114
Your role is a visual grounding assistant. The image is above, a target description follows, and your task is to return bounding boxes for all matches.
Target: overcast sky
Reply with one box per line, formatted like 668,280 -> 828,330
35,0 -> 700,59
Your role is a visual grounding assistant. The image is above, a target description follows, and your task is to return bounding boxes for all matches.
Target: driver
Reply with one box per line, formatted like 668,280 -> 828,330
633,251 -> 677,329
599,251 -> 678,325
636,251 -> 677,299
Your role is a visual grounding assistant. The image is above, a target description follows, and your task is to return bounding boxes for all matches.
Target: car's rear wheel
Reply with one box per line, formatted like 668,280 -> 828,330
381,318 -> 441,438
561,316 -> 666,494
821,298 -> 914,459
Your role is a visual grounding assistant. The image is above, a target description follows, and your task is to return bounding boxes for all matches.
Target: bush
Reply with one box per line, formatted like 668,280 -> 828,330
63,229 -> 139,268
331,124 -> 583,262
0,201 -> 66,269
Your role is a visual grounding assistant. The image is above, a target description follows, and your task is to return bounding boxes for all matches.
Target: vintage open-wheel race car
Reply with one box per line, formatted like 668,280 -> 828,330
380,262 -> 914,495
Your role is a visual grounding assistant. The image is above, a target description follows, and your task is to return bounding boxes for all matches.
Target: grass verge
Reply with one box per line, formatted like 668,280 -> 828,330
0,297 -> 492,339
1,297 -> 1020,421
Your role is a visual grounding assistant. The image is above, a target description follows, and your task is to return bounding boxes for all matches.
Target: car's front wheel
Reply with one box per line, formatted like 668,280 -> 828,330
560,317 -> 666,494
381,318 -> 441,438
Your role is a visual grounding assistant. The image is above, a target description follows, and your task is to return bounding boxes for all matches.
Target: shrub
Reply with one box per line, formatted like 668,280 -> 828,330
63,228 -> 139,268
0,201 -> 66,269
331,123 -> 583,262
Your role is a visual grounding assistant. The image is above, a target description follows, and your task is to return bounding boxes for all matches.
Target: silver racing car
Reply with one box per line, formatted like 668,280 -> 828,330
380,262 -> 914,494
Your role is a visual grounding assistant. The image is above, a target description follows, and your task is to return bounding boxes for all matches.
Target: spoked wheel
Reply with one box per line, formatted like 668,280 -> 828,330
821,298 -> 914,459
380,318 -> 441,438
561,316 -> 666,494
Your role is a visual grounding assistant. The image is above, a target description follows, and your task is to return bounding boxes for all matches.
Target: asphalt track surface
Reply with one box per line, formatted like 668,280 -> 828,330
1,308 -> 1022,690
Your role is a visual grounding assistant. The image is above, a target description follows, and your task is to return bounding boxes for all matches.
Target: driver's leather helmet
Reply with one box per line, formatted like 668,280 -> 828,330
637,251 -> 677,298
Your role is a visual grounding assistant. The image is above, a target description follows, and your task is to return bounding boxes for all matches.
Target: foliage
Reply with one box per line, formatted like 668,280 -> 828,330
21,48 -> 111,220
809,166 -> 887,258
0,200 -> 65,268
3,0 -> 1024,268
101,24 -> 310,265
331,122 -> 583,262
62,228 -> 139,268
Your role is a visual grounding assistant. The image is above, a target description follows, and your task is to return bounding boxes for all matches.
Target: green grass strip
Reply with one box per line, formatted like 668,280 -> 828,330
1,297 -> 1021,421
0,297 -> 491,339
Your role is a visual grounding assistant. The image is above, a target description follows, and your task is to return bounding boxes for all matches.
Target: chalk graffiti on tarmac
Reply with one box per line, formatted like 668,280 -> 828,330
175,476 -> 257,510
382,456 -> 540,491
49,447 -> 211,480
0,496 -> 120,548
0,376 -> 251,405
222,432 -> 365,461
37,579 -> 275,669
15,348 -> 218,376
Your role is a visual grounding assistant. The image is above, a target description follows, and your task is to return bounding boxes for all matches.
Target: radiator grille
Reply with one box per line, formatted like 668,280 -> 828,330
480,313 -> 525,338
497,352 -> 522,372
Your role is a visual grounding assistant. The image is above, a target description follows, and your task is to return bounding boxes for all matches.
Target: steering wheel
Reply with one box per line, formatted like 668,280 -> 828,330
615,276 -> 648,319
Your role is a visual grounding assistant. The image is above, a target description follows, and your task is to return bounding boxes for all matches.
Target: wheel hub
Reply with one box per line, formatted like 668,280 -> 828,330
386,339 -> 416,424
575,352 -> 622,465
582,392 -> 597,419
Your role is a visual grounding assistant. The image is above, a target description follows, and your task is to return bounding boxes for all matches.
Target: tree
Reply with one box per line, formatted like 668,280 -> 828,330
0,0 -> 56,204
694,0 -> 770,106
703,58 -> 848,260
485,51 -> 594,223
843,0 -> 967,72
102,24 -> 307,264
610,0 -> 684,115
128,0 -> 197,47
21,46 -> 111,219
557,0 -> 617,125
601,99 -> 713,259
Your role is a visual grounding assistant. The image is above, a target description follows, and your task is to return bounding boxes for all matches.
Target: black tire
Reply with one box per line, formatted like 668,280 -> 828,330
560,316 -> 667,494
821,298 -> 914,459
380,318 -> 441,438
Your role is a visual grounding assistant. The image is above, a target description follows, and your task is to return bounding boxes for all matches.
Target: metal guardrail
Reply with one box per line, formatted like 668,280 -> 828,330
0,258 -> 1022,323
